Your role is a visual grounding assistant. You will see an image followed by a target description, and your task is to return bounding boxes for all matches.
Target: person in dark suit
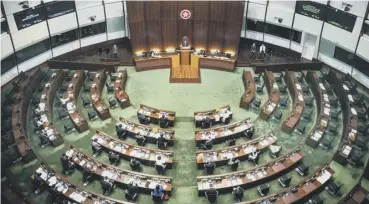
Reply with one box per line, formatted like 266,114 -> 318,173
60,153 -> 75,174
228,158 -> 240,171
205,187 -> 219,204
159,115 -> 170,128
232,186 -> 244,201
157,134 -> 168,149
100,177 -> 114,195
130,158 -> 141,171
200,138 -> 213,150
108,151 -> 120,165
32,172 -> 44,193
82,165 -> 93,185
125,182 -> 138,201
204,161 -> 216,175
116,124 -> 128,140
135,133 -> 146,146
201,117 -> 212,129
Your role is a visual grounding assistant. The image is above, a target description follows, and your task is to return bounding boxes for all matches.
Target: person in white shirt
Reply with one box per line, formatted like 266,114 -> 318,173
59,96 -> 69,105
259,44 -> 266,59
113,44 -> 119,58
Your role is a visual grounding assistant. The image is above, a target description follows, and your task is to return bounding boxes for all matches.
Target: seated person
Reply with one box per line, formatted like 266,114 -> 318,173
159,115 -> 170,128
200,138 -> 213,150
60,153 -> 75,174
91,138 -> 102,156
157,134 -> 168,149
38,133 -> 50,147
32,172 -> 44,193
226,137 -> 236,146
155,156 -> 167,175
248,151 -> 260,164
228,158 -> 240,171
243,128 -> 254,139
232,186 -> 244,202
116,124 -> 128,140
205,187 -> 219,204
204,161 -> 216,175
125,182 -> 138,201
151,184 -> 164,201
100,177 -> 115,195
82,165 -> 93,186
130,158 -> 141,171
108,151 -> 120,165
221,110 -> 231,124
135,133 -> 146,146
201,117 -> 212,129
138,113 -> 150,124
36,117 -> 44,127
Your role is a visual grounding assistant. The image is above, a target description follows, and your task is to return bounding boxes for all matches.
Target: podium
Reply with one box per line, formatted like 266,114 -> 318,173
178,48 -> 192,65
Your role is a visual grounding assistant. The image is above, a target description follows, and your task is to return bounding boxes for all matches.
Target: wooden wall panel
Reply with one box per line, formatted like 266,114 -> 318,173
224,1 -> 245,55
161,1 -> 177,49
207,1 -> 227,52
177,1 -> 194,47
145,1 -> 162,50
193,1 -> 210,50
127,1 -> 146,53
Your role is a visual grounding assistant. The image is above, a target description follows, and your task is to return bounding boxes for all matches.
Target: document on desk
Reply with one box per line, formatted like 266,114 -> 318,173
69,192 -> 87,203
317,170 -> 332,184
243,146 -> 256,154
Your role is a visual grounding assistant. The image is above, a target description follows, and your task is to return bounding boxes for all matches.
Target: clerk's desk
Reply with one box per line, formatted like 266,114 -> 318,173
92,130 -> 174,168
38,70 -> 65,147
137,104 -> 176,127
305,71 -> 330,148
114,69 -> 130,108
282,71 -> 304,133
194,105 -> 232,128
240,71 -> 256,109
134,54 -> 174,72
195,118 -> 253,145
64,70 -> 88,132
118,117 -> 175,145
236,164 -> 334,204
67,145 -> 173,194
90,70 -> 110,120
197,146 -> 303,195
196,132 -> 278,168
260,70 -> 280,120
35,164 -> 134,204
12,68 -> 41,163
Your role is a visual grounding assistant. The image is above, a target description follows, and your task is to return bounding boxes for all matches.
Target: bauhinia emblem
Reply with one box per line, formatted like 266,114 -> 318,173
180,9 -> 191,20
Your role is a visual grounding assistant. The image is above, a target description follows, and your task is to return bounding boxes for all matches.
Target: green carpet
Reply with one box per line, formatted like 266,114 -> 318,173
5,67 -> 369,204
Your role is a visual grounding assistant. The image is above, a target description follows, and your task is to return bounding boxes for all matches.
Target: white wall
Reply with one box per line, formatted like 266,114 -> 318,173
352,69 -> 369,88
311,0 -> 328,5
17,51 -> 52,72
318,53 -> 352,74
1,67 -> 18,86
77,5 -> 105,26
356,36 -> 369,61
48,13 -> 78,35
105,2 -> 124,18
52,41 -> 80,57
2,1 -> 25,16
293,14 -> 323,36
81,33 -> 107,47
75,0 -> 102,10
266,6 -> 294,28
9,21 -> 49,51
105,1 -> 125,40
1,34 -> 14,59
268,1 -> 296,11
249,0 -> 267,5
329,1 -> 368,18
247,3 -> 266,21
264,34 -> 290,48
322,17 -> 363,52
246,30 -> 263,42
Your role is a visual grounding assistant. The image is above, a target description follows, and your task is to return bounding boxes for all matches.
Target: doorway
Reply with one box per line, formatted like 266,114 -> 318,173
302,33 -> 318,60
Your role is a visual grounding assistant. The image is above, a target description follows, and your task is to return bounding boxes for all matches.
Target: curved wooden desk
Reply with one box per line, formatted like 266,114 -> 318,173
92,130 -> 174,168
195,118 -> 254,145
35,164 -> 134,204
196,133 -> 278,168
236,164 -> 334,204
194,105 -> 232,128
64,70 -> 88,132
134,55 -> 173,72
137,104 -> 176,127
197,146 -> 303,195
282,71 -> 304,133
305,71 -> 330,148
114,69 -> 130,108
67,145 -> 173,194
38,70 -> 65,147
326,71 -> 358,165
118,117 -> 175,145
198,55 -> 235,72
240,71 -> 256,109
91,70 -> 110,120
260,70 -> 280,120
11,68 -> 41,163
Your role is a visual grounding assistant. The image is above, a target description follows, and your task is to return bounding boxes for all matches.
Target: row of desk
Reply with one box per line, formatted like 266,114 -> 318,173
305,71 -> 331,148
137,104 -> 176,127
67,145 -> 173,194
118,117 -> 175,145
197,146 -> 303,195
194,105 -> 232,128
260,70 -> 280,120
90,70 -> 111,120
35,164 -> 135,204
195,118 -> 254,145
240,71 -> 256,109
92,130 -> 174,168
38,70 -> 65,147
196,133 -> 278,168
114,69 -> 130,108
237,164 -> 334,204
327,71 -> 358,165
64,70 -> 89,132
282,71 -> 305,134
12,68 -> 41,163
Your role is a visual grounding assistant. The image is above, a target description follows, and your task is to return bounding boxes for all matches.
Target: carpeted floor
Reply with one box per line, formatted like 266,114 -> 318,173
5,67 -> 369,204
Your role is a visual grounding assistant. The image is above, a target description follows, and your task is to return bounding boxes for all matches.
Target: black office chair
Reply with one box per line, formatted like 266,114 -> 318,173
108,97 -> 118,108
251,98 -> 261,110
320,134 -> 333,150
204,162 -> 216,175
110,73 -> 117,81
294,122 -> 307,135
205,189 -> 218,204
278,84 -> 287,94
328,122 -> 338,134
257,84 -> 265,94
201,120 -> 211,129
243,128 -> 254,139
279,97 -> 288,108
233,187 -> 244,202
155,165 -> 166,175
301,83 -> 309,94
325,181 -> 342,196
84,83 -> 92,93
65,71 -> 73,82
87,72 -> 95,81
254,74 -> 261,83
59,83 -> 69,92
278,174 -> 291,187
159,118 -> 170,128
101,179 -> 114,195
226,138 -> 236,146
125,189 -> 137,201
82,96 -> 91,107
57,108 -> 69,120
273,109 -> 283,120
88,110 -> 98,120
307,195 -> 325,204
106,82 -> 114,93
257,183 -> 270,196
130,159 -> 141,171
82,168 -> 93,186
64,125 -> 76,134
354,136 -> 368,150
296,163 -> 309,176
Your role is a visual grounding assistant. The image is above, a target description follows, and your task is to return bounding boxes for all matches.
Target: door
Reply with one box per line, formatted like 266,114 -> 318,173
302,33 -> 318,60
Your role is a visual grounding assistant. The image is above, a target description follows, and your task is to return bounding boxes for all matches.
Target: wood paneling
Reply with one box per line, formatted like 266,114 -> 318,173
127,1 -> 146,53
161,1 -> 177,49
224,1 -> 245,55
193,1 -> 210,50
177,1 -> 194,47
208,1 -> 227,51
145,1 -> 162,50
